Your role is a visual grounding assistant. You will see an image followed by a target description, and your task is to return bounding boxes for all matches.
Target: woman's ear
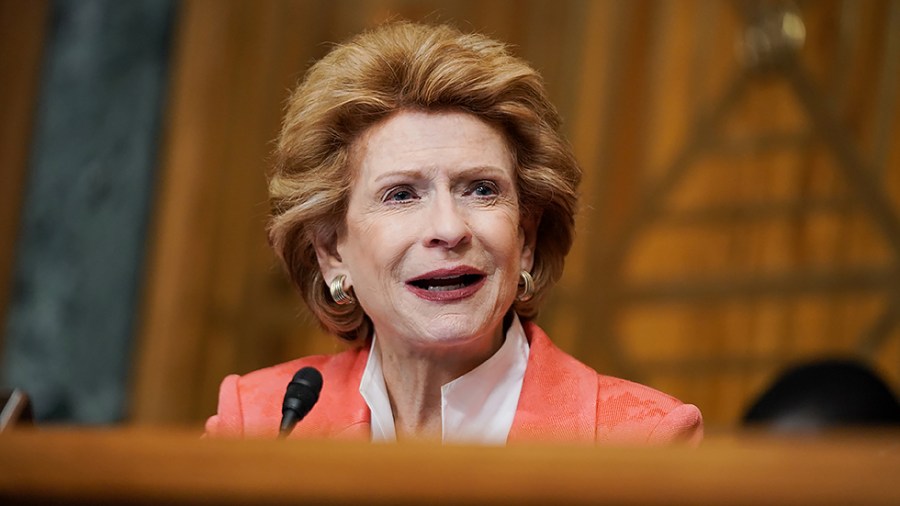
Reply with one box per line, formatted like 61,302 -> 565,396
519,213 -> 540,272
312,231 -> 352,287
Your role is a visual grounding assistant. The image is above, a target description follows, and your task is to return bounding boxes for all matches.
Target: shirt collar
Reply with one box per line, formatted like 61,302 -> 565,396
358,313 -> 531,444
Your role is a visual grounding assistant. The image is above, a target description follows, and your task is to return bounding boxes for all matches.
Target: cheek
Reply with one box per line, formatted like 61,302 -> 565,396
479,212 -> 524,264
343,216 -> 412,278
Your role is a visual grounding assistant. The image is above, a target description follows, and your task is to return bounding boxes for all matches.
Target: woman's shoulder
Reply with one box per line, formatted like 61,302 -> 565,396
596,374 -> 683,410
594,374 -> 703,444
237,345 -> 367,389
521,321 -> 702,445
205,345 -> 369,438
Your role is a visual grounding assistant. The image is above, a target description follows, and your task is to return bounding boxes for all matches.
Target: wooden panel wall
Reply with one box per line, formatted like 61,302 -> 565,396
131,0 -> 900,428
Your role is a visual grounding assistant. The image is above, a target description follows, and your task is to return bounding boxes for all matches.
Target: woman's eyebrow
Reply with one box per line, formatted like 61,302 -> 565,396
373,168 -> 428,184
454,165 -> 509,179
372,165 -> 509,184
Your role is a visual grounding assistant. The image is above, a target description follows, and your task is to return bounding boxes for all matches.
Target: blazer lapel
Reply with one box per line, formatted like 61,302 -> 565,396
289,343 -> 372,441
507,322 -> 598,444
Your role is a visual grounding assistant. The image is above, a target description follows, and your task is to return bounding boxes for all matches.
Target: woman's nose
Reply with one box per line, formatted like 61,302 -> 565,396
425,192 -> 471,249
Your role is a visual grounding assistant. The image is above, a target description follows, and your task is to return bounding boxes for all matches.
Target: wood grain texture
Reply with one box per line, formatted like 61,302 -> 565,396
2,430 -> 900,505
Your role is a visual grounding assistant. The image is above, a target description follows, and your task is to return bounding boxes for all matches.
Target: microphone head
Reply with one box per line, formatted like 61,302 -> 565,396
290,366 -> 323,395
282,366 -> 323,422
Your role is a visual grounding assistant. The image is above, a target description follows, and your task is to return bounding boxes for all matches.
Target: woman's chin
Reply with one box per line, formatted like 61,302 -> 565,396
368,283 -> 513,352
386,312 -> 503,353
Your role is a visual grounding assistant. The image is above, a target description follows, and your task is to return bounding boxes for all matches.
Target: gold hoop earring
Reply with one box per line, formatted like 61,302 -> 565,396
517,270 -> 534,302
329,275 -> 355,305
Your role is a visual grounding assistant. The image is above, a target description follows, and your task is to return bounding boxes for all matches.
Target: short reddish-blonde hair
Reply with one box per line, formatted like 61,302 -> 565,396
269,21 -> 581,341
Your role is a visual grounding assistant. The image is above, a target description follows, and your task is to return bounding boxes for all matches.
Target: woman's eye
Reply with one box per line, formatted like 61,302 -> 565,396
383,186 -> 417,203
469,181 -> 499,197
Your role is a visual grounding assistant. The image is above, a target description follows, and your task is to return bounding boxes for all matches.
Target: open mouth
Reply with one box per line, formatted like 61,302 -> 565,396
408,274 -> 484,291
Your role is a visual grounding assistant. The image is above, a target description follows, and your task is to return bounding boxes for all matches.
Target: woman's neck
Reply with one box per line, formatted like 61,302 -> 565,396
375,324 -> 505,441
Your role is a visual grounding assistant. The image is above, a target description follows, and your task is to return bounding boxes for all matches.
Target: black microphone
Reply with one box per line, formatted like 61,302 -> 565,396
278,366 -> 323,439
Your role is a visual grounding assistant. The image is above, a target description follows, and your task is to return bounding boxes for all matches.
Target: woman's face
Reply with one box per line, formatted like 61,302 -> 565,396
317,110 -> 535,355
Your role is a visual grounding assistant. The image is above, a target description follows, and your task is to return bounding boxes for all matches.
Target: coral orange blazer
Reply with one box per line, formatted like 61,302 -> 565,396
205,321 -> 703,445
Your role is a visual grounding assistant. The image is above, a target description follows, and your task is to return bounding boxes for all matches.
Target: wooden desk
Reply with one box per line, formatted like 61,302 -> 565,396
1,429 -> 899,505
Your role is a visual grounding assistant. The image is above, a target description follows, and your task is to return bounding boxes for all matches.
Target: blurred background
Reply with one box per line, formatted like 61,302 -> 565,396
1,0 -> 898,432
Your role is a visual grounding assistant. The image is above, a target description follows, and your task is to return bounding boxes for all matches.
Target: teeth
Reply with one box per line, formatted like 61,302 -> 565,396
427,283 -> 466,291
421,278 -> 464,289
411,274 -> 481,291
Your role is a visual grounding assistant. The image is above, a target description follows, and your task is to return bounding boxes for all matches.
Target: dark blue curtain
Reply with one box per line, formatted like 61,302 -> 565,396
1,0 -> 175,423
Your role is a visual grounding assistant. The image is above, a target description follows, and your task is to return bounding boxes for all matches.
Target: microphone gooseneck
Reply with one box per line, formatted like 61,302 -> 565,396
278,366 -> 323,439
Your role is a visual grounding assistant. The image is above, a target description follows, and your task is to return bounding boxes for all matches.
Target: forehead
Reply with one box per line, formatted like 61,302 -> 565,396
349,110 -> 514,181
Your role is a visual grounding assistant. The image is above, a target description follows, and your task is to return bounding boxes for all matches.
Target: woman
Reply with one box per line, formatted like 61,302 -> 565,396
205,22 -> 702,445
